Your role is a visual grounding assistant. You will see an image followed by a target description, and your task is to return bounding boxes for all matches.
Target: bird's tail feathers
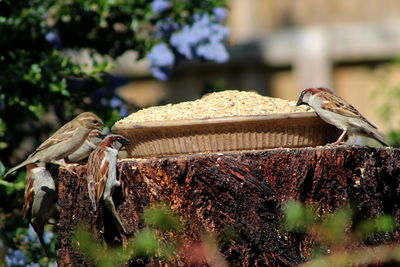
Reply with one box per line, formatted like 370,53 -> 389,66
104,198 -> 127,235
87,181 -> 97,211
359,124 -> 389,146
370,129 -> 389,146
350,121 -> 389,147
31,223 -> 50,258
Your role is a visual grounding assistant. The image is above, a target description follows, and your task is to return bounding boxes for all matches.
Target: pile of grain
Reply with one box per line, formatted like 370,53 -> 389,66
116,90 -> 311,124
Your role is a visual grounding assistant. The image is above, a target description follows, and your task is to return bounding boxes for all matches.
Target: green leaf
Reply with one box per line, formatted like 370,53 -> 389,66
0,142 -> 7,149
282,200 -> 315,232
73,225 -> 105,263
321,207 -> 352,245
355,214 -> 395,241
0,161 -> 5,175
375,215 -> 395,233
23,63 -> 42,83
28,103 -> 45,119
129,229 -> 160,258
143,204 -> 181,232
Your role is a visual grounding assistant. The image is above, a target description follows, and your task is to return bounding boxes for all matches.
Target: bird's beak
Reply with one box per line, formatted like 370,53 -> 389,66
99,133 -> 107,140
296,98 -> 304,106
101,127 -> 110,135
96,127 -> 109,140
121,138 -> 132,147
96,125 -> 106,132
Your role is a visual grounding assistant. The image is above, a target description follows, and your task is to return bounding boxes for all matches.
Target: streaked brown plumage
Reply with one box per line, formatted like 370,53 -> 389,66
4,112 -> 104,177
24,163 -> 57,256
66,129 -> 106,163
296,87 -> 388,146
86,134 -> 131,235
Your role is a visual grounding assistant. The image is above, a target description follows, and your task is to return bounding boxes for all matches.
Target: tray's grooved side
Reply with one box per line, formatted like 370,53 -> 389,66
113,113 -> 342,158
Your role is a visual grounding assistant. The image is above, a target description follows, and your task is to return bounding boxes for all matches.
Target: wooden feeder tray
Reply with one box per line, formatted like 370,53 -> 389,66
112,112 -> 341,158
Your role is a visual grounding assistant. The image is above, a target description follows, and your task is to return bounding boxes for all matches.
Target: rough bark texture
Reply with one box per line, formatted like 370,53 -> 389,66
57,146 -> 400,266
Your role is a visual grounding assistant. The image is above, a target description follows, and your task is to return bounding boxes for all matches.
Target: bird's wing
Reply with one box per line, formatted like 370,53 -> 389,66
23,176 -> 35,220
319,92 -> 378,129
87,175 -> 97,211
30,122 -> 79,157
88,148 -> 109,205
95,157 -> 109,203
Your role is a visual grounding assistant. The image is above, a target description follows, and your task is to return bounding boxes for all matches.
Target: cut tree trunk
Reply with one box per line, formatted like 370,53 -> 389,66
57,146 -> 400,266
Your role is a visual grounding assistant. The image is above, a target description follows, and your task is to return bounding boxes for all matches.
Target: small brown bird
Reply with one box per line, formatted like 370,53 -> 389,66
296,87 -> 388,146
87,134 -> 131,236
65,129 -> 106,163
24,163 -> 57,256
4,112 -> 104,177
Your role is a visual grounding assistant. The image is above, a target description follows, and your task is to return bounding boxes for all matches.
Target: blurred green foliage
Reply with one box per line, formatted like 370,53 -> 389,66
376,56 -> 400,147
74,204 -> 182,266
74,203 -> 230,266
282,200 -> 397,266
143,203 -> 182,232
282,200 -> 315,233
0,0 -> 228,265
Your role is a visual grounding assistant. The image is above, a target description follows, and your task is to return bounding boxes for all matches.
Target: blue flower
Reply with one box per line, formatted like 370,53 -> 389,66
169,15 -> 213,59
196,41 -> 229,63
155,18 -> 179,38
43,230 -> 54,245
194,13 -> 211,26
45,32 -> 62,50
148,43 -> 175,67
5,249 -> 27,267
108,97 -> 128,116
150,11 -> 230,79
209,24 -> 229,42
150,66 -> 170,80
24,225 -> 39,243
212,7 -> 228,21
191,15 -> 212,40
118,106 -> 129,117
170,25 -> 197,59
151,0 -> 171,13
110,97 -> 123,108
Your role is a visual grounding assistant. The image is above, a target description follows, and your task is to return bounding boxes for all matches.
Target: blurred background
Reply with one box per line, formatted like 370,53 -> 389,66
115,0 -> 400,135
1,0 -> 400,265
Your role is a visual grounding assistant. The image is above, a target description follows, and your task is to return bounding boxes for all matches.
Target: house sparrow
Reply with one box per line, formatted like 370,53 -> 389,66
65,129 -> 106,163
296,87 -> 388,146
4,112 -> 104,177
23,163 -> 57,256
86,134 -> 131,236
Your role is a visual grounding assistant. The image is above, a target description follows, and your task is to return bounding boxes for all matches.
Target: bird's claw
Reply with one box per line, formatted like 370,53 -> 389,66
53,160 -> 78,176
327,140 -> 347,146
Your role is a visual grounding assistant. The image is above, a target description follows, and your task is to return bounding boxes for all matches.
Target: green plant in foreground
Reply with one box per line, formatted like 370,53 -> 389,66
282,200 -> 398,266
73,204 -> 181,266
73,203 -> 230,266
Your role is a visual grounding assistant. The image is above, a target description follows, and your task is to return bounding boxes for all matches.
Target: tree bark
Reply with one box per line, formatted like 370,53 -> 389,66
57,146 -> 400,266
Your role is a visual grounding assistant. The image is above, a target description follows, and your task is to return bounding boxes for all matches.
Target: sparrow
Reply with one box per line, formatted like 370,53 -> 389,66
86,134 -> 131,236
4,112 -> 104,177
23,163 -> 57,256
296,87 -> 388,146
65,129 -> 106,163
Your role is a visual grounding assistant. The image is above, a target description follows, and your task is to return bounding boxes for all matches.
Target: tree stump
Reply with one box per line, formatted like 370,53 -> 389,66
57,146 -> 400,266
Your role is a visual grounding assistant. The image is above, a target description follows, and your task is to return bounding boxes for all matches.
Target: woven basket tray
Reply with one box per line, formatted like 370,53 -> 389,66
112,112 -> 341,158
